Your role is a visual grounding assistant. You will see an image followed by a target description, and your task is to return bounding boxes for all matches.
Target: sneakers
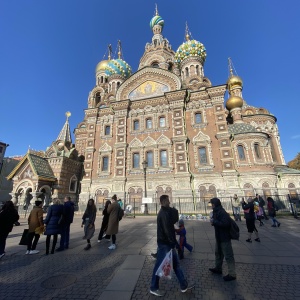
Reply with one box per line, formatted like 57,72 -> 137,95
97,240 -> 101,243
149,289 -> 164,297
254,238 -> 260,242
209,268 -> 222,274
181,283 -> 195,293
223,274 -> 236,281
25,250 -> 30,255
151,252 -> 157,259
0,253 -> 5,259
84,244 -> 91,250
29,250 -> 39,254
102,233 -> 106,238
108,244 -> 116,250
246,239 -> 252,243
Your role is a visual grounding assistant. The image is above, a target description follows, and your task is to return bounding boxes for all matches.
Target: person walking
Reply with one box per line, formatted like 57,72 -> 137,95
267,197 -> 281,227
242,197 -> 260,243
106,194 -> 120,250
209,198 -> 237,282
44,198 -> 64,255
0,201 -> 19,259
56,196 -> 75,251
27,199 -> 44,254
97,199 -> 111,242
150,194 -> 194,296
81,198 -> 97,250
232,194 -> 241,221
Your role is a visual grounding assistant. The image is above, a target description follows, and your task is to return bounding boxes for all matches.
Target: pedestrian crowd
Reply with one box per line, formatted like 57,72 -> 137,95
0,193 -> 283,297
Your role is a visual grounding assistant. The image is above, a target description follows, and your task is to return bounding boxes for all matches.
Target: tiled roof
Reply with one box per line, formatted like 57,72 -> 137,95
275,165 -> 300,174
228,123 -> 257,135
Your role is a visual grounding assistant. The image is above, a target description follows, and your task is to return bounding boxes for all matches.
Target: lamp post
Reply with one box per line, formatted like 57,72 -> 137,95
142,160 -> 148,214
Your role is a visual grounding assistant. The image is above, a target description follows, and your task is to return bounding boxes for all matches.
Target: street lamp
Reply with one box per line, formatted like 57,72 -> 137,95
142,160 -> 148,214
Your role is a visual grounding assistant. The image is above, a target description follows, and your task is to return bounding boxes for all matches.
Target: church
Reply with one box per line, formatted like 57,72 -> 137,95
7,8 -> 300,209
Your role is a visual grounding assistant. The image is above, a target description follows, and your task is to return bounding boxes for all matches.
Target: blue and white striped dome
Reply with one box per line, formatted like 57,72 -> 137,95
105,59 -> 132,79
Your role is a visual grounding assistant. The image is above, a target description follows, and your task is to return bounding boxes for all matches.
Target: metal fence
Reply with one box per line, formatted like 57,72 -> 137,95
16,194 -> 299,219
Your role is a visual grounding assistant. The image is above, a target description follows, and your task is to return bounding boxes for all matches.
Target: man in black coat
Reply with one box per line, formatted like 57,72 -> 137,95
56,196 -> 74,251
150,195 -> 194,297
209,198 -> 236,281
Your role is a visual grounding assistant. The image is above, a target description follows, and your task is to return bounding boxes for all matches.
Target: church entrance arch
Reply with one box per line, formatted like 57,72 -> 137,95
94,189 -> 109,210
128,187 -> 143,212
156,186 -> 172,203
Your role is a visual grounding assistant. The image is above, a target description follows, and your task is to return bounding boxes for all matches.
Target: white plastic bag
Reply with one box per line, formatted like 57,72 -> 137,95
155,249 -> 173,279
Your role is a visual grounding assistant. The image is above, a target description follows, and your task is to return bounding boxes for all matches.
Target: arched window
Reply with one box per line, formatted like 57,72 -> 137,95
198,147 -> 207,164
160,150 -> 168,167
146,118 -> 152,129
133,153 -> 140,168
117,82 -> 121,89
254,143 -> 261,159
196,65 -> 200,76
102,157 -> 109,171
185,67 -> 189,77
237,145 -> 246,160
168,63 -> 173,71
101,76 -> 103,83
146,151 -> 153,167
69,175 -> 78,192
152,62 -> 159,68
133,120 -> 139,131
195,113 -> 202,124
159,116 -> 166,128
105,125 -> 111,135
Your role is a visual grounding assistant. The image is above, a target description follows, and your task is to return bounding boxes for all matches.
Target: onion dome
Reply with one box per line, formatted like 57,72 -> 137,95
95,44 -> 112,74
150,15 -> 164,30
105,41 -> 132,79
95,60 -> 109,73
226,95 -> 243,111
227,58 -> 243,91
175,25 -> 206,65
105,59 -> 132,78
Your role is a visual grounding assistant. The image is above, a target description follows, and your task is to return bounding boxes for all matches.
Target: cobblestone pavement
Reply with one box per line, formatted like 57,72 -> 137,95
0,214 -> 300,299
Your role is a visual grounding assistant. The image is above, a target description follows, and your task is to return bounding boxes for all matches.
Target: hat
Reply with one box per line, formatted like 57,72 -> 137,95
209,198 -> 221,207
35,199 -> 43,206
178,219 -> 184,226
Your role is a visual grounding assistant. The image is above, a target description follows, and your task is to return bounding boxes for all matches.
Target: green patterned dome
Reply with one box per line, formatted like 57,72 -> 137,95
150,15 -> 164,30
175,39 -> 207,65
105,59 -> 132,79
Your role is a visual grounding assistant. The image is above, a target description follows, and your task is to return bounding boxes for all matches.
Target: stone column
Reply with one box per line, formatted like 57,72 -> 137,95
30,192 -> 43,205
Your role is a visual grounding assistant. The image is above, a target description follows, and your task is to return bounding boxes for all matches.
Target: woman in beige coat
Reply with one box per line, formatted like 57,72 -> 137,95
27,199 -> 44,254
106,195 -> 120,250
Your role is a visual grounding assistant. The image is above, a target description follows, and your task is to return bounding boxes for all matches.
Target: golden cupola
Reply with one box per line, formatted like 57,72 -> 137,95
225,58 -> 244,111
95,44 -> 112,74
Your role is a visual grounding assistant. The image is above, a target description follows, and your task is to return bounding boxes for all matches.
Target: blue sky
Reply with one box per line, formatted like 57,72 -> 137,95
1,0 -> 299,163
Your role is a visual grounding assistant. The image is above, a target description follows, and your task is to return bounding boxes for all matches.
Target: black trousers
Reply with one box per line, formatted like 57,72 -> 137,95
46,234 -> 58,254
0,231 -> 9,254
27,232 -> 40,251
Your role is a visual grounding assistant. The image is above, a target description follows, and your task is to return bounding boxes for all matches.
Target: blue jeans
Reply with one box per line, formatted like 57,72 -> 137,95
60,223 -> 71,249
150,243 -> 187,290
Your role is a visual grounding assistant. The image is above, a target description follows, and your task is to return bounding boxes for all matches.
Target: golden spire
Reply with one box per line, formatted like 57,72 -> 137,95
117,40 -> 122,59
185,22 -> 190,41
155,3 -> 158,16
108,44 -> 112,60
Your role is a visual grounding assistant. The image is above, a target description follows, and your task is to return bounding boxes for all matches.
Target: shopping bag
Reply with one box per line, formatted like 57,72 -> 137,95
155,249 -> 173,279
19,229 -> 29,245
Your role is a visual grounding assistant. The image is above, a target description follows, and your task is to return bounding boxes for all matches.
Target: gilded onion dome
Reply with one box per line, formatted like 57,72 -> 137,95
225,95 -> 243,111
105,41 -> 132,79
227,75 -> 243,90
95,44 -> 112,74
175,25 -> 206,65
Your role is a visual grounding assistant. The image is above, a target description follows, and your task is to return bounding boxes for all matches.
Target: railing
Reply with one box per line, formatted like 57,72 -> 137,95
16,194 -> 299,219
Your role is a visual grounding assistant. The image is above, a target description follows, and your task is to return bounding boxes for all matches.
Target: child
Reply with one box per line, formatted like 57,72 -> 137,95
175,219 -> 193,259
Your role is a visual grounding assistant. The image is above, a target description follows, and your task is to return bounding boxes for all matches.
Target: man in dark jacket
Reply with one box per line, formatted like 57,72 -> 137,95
150,195 -> 194,297
56,196 -> 74,251
209,198 -> 236,281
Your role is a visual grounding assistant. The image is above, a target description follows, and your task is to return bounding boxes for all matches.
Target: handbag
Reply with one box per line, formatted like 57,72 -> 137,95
19,229 -> 29,245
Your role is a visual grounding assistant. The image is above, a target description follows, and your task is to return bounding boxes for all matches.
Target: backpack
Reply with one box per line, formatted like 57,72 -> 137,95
118,207 -> 124,221
229,217 -> 240,240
